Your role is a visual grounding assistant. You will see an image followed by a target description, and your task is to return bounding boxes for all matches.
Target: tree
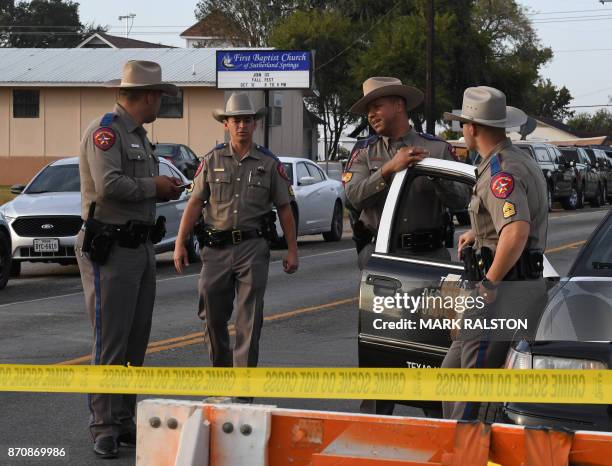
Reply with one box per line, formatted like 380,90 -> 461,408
0,0 -> 104,48
567,109 -> 612,134
194,0 -> 294,47
270,9 -> 362,160
525,78 -> 573,121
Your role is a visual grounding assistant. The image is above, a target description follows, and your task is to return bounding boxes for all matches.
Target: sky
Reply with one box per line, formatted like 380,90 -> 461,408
76,0 -> 612,117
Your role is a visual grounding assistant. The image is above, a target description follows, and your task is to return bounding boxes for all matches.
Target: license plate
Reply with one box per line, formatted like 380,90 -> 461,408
34,238 -> 59,253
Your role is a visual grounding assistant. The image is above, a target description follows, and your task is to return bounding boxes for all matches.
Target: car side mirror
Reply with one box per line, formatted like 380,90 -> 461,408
10,184 -> 25,195
298,176 -> 315,186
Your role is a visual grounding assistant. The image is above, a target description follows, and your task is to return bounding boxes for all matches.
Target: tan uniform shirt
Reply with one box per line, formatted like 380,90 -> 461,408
192,143 -> 293,231
469,138 -> 548,252
79,104 -> 158,225
344,129 -> 470,232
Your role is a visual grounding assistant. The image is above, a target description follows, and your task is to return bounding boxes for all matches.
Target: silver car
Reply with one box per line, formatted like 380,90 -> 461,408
0,157 -> 195,275
275,157 -> 345,242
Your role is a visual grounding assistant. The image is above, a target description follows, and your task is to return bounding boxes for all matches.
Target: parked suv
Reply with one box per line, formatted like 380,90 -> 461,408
154,143 -> 200,180
584,147 -> 611,203
558,147 -> 601,208
515,142 -> 577,211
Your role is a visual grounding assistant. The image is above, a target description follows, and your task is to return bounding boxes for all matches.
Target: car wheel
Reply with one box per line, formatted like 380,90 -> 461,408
323,201 -> 343,242
0,232 -> 11,289
561,187 -> 578,210
454,211 -> 471,226
10,259 -> 21,277
547,185 -> 553,212
185,234 -> 200,264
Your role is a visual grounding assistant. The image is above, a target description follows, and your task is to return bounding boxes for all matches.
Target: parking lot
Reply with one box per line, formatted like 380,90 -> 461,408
0,206 -> 608,465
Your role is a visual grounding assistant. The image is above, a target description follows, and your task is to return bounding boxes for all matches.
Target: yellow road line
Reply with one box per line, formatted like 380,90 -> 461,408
58,297 -> 357,365
545,240 -> 586,254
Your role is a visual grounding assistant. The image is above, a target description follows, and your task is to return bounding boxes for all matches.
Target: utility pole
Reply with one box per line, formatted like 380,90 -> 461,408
425,0 -> 435,135
118,13 -> 136,37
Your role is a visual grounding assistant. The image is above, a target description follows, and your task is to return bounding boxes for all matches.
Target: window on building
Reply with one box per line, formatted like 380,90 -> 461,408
159,89 -> 183,118
268,93 -> 282,127
13,89 -> 40,118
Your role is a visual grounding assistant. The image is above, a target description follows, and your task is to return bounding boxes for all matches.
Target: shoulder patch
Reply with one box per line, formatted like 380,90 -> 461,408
345,135 -> 379,173
93,127 -> 116,151
99,112 -> 115,127
194,160 -> 205,178
490,172 -> 514,199
277,161 -> 290,182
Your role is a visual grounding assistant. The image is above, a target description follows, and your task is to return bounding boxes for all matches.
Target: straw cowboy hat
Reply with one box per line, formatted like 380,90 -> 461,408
104,60 -> 178,96
212,92 -> 267,123
350,77 -> 424,115
444,86 -> 527,128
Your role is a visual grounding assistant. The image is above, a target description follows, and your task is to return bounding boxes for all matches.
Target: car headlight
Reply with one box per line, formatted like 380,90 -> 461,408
533,356 -> 607,370
505,347 -> 532,369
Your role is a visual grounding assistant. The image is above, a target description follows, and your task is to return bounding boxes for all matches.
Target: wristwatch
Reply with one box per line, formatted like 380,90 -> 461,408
481,277 -> 499,290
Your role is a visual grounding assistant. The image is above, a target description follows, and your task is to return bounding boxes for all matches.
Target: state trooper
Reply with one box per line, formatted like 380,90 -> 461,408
173,92 -> 298,401
76,61 -> 183,458
344,77 -> 470,415
442,86 -> 548,420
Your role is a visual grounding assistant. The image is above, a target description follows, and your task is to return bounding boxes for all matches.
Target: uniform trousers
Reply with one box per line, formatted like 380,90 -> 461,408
76,230 -> 156,440
198,238 -> 270,367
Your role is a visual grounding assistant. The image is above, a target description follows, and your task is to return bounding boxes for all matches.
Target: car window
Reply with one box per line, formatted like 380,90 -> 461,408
571,214 -> 612,277
306,163 -> 324,182
154,144 -> 177,158
583,149 -> 597,165
517,145 -> 535,160
389,173 -> 471,261
25,164 -> 80,193
559,149 -> 580,164
186,147 -> 198,162
296,163 -> 310,185
282,162 -> 294,185
159,162 -> 174,178
550,146 -> 563,163
179,146 -> 191,161
534,147 -> 552,163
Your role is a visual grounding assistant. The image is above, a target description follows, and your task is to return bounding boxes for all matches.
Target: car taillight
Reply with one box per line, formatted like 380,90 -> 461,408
533,356 -> 607,370
505,347 -> 532,369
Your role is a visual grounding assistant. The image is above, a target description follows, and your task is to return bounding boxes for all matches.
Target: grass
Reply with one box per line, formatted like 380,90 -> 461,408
0,186 -> 15,206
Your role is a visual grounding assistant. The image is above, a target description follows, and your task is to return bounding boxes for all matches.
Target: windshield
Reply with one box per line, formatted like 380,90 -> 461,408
571,213 -> 612,277
559,149 -> 580,163
25,164 -> 80,194
154,145 -> 177,157
282,162 -> 294,184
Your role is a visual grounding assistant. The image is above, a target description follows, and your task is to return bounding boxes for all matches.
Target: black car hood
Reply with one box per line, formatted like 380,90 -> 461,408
536,278 -> 612,341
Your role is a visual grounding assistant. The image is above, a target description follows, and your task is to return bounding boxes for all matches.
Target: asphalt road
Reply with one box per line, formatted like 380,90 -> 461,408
0,206 -> 608,465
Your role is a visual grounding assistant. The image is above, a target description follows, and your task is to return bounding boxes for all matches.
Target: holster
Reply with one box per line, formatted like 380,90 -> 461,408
150,216 -> 166,245
260,211 -> 280,243
81,202 -> 114,265
461,245 -> 484,282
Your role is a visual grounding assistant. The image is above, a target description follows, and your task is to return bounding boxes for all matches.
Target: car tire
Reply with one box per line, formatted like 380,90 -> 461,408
185,234 -> 200,264
454,211 -> 471,226
323,201 -> 343,242
0,232 -> 11,289
9,259 -> 21,277
561,187 -> 578,210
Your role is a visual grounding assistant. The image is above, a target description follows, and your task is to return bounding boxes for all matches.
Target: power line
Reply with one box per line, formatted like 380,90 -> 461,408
568,104 -> 612,108
554,48 -> 612,53
532,15 -> 612,24
527,8 -> 612,16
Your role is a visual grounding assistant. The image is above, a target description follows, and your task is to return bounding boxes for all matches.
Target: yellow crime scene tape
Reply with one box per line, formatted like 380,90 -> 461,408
1,365 -> 611,404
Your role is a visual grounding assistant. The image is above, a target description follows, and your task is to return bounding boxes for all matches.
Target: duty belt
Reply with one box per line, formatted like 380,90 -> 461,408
104,222 -> 155,248
203,228 -> 263,248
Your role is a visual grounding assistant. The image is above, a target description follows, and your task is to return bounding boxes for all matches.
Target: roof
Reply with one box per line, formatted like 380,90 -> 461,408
535,115 -> 578,136
0,48 -> 219,87
77,33 -> 174,49
180,11 -> 246,43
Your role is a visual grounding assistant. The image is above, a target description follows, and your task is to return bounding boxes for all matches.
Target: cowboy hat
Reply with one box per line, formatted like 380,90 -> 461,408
104,60 -> 178,96
212,92 -> 266,123
350,77 -> 424,115
444,86 -> 527,128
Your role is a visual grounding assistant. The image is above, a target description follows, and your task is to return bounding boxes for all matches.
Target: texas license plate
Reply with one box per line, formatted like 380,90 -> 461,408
34,238 -> 59,252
